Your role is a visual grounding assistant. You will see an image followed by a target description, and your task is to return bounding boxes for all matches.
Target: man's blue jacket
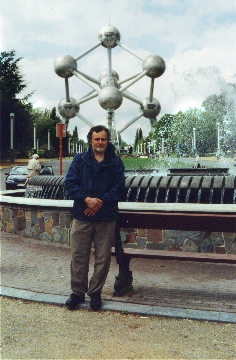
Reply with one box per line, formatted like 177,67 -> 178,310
65,144 -> 125,221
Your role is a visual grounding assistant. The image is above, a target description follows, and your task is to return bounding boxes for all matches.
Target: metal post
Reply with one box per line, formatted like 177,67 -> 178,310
216,122 -> 220,152
119,70 -> 147,93
149,78 -> 155,103
59,137 -> 62,175
33,123 -> 37,153
76,112 -> 94,127
116,41 -> 144,61
107,48 -> 112,77
193,128 -> 196,152
48,129 -> 50,150
75,42 -> 102,61
123,91 -> 142,105
107,109 -> 113,132
162,137 -> 165,155
153,141 -> 156,154
47,129 -> 50,158
72,70 -> 100,92
65,78 -> 70,102
37,139 -> 39,154
76,92 -> 99,106
68,137 -> 71,157
119,112 -> 144,134
10,113 -> 14,164
75,69 -> 100,85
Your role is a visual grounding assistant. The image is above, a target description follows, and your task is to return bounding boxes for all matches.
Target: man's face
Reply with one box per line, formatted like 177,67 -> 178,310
90,130 -> 108,154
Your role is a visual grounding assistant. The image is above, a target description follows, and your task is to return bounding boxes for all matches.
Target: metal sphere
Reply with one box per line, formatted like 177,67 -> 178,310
58,97 -> 79,119
98,25 -> 120,48
98,86 -> 123,110
98,69 -> 119,81
100,76 -> 119,89
142,55 -> 166,78
54,55 -> 77,78
140,97 -> 161,118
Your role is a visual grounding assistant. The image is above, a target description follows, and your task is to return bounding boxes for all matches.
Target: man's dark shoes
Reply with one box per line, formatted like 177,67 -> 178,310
65,293 -> 85,310
90,292 -> 102,311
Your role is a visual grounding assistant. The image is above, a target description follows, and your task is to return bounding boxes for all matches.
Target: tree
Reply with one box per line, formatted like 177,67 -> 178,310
0,50 -> 33,158
148,89 -> 236,157
201,91 -> 236,155
30,106 -> 60,157
149,114 -> 174,154
134,128 -> 143,151
69,126 -> 86,155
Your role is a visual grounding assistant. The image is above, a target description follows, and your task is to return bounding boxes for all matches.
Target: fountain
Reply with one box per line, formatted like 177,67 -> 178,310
23,174 -> 236,205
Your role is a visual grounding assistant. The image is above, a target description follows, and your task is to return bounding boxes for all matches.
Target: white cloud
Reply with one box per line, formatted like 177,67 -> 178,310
1,0 -> 235,143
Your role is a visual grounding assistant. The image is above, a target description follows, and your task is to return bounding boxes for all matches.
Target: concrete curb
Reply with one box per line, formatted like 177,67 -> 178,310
1,286 -> 236,324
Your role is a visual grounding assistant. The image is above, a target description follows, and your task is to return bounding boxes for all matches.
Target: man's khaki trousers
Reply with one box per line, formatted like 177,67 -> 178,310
70,218 -> 116,296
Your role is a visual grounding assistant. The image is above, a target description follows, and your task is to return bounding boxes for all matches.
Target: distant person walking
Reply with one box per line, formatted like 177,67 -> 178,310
27,154 -> 41,179
194,154 -> 200,168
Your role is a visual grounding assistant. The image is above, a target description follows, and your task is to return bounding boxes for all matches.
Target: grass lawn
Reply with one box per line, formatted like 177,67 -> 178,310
120,156 -> 193,171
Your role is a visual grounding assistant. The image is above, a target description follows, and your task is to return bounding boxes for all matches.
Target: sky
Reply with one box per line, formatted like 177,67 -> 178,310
1,0 -> 236,144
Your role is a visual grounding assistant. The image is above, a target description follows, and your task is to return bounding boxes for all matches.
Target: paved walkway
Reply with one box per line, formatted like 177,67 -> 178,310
1,232 -> 236,323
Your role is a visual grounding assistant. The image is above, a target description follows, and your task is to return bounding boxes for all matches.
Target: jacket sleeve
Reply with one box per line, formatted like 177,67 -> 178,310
64,155 -> 88,200
101,157 -> 125,204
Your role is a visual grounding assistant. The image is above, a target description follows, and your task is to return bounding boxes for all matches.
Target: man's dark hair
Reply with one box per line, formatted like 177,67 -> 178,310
87,125 -> 111,143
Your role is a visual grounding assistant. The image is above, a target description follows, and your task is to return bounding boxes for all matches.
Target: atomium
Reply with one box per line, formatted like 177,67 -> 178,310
58,97 -> 79,119
98,25 -> 121,48
99,69 -> 119,81
98,86 -> 123,110
142,55 -> 166,78
54,24 -> 166,148
100,76 -> 119,89
141,98 -> 161,118
54,55 -> 77,78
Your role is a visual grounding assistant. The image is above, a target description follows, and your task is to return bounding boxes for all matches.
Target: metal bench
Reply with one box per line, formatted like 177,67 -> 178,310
112,202 -> 236,296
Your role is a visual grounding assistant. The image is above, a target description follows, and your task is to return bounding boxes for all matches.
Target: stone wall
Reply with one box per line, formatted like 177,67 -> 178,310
0,205 -> 73,245
120,228 -> 236,254
1,203 -> 235,254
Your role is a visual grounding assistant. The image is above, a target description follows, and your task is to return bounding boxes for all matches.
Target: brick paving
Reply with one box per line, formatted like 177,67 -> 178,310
1,232 -> 236,320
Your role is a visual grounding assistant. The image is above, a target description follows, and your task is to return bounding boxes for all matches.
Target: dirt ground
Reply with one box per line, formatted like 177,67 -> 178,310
1,297 -> 235,359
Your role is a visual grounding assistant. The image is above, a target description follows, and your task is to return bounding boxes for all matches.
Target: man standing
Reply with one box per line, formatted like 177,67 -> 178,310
27,154 -> 41,179
65,125 -> 125,311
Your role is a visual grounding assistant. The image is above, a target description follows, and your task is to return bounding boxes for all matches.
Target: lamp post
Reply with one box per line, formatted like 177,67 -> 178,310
153,140 -> 156,154
216,122 -> 221,158
161,137 -> 164,156
48,129 -> 50,150
67,131 -> 71,157
193,128 -> 196,153
47,129 -> 51,158
56,123 -> 66,175
33,123 -> 37,153
10,113 -> 15,164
